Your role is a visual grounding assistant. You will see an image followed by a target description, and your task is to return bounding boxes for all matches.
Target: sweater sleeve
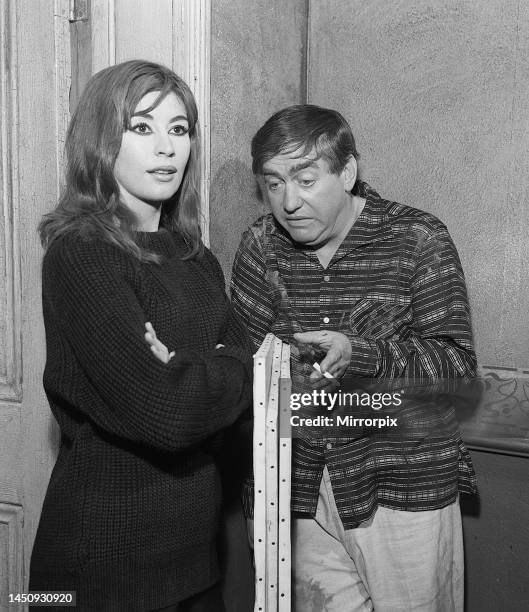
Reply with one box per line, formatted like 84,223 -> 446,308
42,237 -> 252,452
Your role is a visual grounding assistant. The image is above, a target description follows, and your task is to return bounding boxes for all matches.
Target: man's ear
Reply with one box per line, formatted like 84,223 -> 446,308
342,156 -> 357,191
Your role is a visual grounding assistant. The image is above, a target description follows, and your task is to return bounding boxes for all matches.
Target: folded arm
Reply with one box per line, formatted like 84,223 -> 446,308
43,238 -> 253,452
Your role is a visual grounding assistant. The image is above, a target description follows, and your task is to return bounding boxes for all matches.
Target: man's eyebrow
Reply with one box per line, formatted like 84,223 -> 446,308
262,159 -> 318,177
262,169 -> 282,178
288,160 -> 318,175
131,112 -> 188,122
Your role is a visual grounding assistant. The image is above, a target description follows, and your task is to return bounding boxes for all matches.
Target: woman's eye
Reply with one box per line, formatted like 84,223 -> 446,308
130,122 -> 151,135
170,125 -> 189,136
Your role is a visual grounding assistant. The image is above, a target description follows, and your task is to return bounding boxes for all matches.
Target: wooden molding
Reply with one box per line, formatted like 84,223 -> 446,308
91,0 -> 116,73
0,0 -> 22,402
53,0 -> 72,187
0,503 -> 24,607
172,0 -> 211,246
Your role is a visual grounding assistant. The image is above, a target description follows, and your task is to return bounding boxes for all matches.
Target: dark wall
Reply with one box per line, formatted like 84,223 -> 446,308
462,450 -> 529,611
210,0 -> 308,281
210,2 -> 308,609
307,4 -> 529,607
307,0 -> 529,369
209,2 -> 529,610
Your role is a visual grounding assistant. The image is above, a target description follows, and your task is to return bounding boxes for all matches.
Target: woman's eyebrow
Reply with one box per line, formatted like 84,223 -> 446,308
131,112 -> 188,122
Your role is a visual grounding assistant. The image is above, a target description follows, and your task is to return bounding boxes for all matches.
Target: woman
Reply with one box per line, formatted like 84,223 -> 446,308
30,60 -> 253,611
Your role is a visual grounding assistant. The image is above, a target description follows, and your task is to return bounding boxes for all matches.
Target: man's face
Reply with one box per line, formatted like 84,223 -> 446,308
260,148 -> 356,248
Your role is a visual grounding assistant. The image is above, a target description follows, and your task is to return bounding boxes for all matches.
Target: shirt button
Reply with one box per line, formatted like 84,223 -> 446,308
326,442 -> 333,450
323,317 -> 330,324
323,275 -> 330,282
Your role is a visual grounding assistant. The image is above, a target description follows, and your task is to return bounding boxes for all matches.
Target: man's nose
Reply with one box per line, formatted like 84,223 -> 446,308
283,183 -> 302,213
155,132 -> 175,157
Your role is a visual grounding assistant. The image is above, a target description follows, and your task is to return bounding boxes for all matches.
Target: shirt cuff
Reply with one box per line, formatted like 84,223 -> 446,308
344,336 -> 380,378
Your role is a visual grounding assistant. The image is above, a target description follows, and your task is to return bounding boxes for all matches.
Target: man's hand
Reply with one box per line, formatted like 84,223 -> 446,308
145,322 -> 175,364
294,330 -> 352,384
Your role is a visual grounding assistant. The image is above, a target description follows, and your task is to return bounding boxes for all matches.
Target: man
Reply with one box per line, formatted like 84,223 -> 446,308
231,104 -> 477,611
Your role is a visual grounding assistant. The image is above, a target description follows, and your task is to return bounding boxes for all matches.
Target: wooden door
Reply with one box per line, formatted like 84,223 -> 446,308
0,1 -> 71,608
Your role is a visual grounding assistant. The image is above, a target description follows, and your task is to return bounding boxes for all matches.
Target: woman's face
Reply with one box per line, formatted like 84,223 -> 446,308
113,91 -> 191,216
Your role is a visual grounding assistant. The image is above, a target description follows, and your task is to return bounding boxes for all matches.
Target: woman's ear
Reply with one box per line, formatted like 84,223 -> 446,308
342,156 -> 357,191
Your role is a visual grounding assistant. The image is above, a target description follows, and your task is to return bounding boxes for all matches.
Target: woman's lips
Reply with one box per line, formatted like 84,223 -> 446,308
148,166 -> 177,174
147,167 -> 177,182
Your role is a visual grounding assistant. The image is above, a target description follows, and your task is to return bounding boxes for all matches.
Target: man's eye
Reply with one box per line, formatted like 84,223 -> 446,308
299,179 -> 315,187
267,182 -> 282,191
130,122 -> 151,135
170,125 -> 189,136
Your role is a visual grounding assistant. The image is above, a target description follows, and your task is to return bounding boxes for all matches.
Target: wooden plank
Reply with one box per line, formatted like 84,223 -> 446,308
12,0 -> 67,585
69,9 -> 92,112
0,0 -> 22,402
172,0 -> 211,246
114,0 -> 172,64
254,336 -> 293,611
264,337 -> 282,612
91,0 -> 115,72
278,343 -> 292,609
253,333 -> 275,612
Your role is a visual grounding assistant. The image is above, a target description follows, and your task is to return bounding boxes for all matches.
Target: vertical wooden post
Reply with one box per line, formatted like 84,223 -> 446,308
253,335 -> 291,611
278,344 -> 291,609
253,334 -> 274,612
264,337 -> 282,611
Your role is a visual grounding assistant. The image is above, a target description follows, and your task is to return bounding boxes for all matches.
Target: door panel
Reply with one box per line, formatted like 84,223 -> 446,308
0,1 -> 70,608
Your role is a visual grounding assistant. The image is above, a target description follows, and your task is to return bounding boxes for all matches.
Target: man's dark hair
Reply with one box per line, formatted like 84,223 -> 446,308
251,104 -> 359,177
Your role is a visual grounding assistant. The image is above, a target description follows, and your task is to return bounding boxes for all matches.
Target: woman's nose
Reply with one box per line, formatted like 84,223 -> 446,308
155,132 -> 175,157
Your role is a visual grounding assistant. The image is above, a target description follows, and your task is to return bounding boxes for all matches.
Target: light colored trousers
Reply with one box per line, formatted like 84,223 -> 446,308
292,467 -> 464,612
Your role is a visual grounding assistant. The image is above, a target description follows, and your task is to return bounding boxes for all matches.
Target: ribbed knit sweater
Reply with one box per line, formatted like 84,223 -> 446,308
29,229 -> 253,611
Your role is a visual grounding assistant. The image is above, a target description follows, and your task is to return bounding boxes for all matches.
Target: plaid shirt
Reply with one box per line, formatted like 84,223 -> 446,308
231,182 -> 478,528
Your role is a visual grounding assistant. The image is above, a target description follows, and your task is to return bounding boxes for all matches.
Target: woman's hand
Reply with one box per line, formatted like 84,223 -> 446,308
145,322 -> 175,364
145,322 -> 225,364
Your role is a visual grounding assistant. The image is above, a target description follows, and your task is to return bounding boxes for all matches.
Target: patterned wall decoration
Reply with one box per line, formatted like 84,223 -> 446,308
457,365 -> 529,456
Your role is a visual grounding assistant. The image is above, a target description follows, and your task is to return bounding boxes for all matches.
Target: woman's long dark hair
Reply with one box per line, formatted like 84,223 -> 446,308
39,60 -> 203,261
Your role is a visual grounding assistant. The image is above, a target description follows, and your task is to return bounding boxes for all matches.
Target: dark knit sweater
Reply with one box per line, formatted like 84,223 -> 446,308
29,229 -> 253,611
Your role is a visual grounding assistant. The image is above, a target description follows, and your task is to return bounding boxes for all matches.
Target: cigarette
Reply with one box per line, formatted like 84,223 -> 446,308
312,362 -> 336,381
